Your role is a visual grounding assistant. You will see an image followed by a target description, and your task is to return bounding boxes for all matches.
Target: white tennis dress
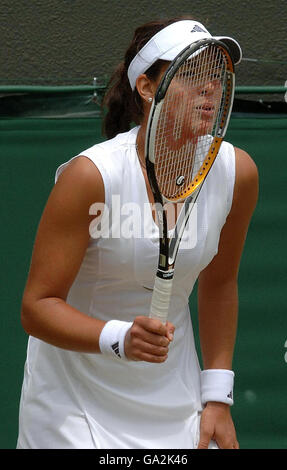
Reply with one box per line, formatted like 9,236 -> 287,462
17,126 -> 235,449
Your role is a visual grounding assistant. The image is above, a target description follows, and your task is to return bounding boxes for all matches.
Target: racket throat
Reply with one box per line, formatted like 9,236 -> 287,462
156,267 -> 175,281
158,238 -> 174,278
158,235 -> 177,271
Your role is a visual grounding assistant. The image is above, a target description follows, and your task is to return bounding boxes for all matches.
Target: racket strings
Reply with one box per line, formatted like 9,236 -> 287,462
154,44 -> 228,200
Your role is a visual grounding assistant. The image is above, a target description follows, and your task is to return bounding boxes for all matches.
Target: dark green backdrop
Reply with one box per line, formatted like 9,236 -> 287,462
1,93 -> 287,449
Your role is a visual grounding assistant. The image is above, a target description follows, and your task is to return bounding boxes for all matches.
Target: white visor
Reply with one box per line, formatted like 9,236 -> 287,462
127,20 -> 242,90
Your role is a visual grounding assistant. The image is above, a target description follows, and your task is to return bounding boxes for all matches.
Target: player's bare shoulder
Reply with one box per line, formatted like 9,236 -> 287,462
56,155 -> 102,186
234,147 -> 258,183
55,155 -> 105,206
232,147 -> 259,215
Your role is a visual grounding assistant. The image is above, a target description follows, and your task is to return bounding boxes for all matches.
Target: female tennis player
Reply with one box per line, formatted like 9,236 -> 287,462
17,16 -> 258,449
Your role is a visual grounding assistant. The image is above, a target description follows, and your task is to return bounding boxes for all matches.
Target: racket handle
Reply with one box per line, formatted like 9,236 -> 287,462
149,276 -> 173,324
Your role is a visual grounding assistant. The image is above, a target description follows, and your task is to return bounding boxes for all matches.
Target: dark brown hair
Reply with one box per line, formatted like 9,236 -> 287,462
102,16 -> 195,139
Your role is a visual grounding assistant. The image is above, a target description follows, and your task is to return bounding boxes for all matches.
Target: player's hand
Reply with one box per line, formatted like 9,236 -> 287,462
197,402 -> 239,449
124,316 -> 175,363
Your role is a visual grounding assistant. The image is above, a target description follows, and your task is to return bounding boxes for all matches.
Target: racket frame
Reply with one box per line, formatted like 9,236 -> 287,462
144,38 -> 235,321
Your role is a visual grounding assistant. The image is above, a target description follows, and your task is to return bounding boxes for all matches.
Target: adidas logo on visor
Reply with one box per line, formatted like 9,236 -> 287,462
191,25 -> 207,33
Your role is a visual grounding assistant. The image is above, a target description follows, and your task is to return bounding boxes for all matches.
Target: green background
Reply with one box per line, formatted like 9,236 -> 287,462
0,93 -> 287,449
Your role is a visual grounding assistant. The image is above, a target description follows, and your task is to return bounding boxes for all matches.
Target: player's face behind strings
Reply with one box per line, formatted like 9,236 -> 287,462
159,47 -> 224,146
154,46 -> 225,202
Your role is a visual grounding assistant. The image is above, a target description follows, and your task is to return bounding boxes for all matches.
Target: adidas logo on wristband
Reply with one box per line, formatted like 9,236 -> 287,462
111,341 -> 121,358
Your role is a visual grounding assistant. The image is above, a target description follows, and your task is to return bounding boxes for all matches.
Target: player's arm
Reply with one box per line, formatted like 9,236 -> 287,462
198,147 -> 258,370
21,156 -> 172,360
21,156 -> 107,352
197,147 -> 258,449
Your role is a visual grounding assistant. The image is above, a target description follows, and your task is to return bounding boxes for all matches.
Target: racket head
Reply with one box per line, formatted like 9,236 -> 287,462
145,38 -> 235,204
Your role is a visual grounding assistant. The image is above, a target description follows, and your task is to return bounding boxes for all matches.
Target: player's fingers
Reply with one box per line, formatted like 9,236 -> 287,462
134,316 -> 171,336
125,324 -> 172,362
131,318 -> 170,346
216,432 -> 239,450
215,437 -> 239,449
166,321 -> 175,341
197,423 -> 214,449
135,351 -> 168,363
197,433 -> 212,449
125,336 -> 169,362
129,330 -> 170,354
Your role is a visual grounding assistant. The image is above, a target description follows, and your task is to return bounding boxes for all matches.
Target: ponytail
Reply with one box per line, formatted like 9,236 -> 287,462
102,62 -> 135,139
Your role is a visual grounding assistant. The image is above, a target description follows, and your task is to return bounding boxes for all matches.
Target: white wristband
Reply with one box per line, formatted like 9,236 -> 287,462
201,369 -> 234,406
99,320 -> 132,360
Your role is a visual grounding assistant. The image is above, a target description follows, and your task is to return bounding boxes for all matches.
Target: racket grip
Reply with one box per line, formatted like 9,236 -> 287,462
149,276 -> 173,324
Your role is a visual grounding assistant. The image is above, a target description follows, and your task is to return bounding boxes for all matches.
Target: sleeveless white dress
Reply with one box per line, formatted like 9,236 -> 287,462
17,126 -> 235,449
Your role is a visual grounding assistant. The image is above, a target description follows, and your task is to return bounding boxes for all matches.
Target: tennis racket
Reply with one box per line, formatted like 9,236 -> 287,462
145,38 -> 235,324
